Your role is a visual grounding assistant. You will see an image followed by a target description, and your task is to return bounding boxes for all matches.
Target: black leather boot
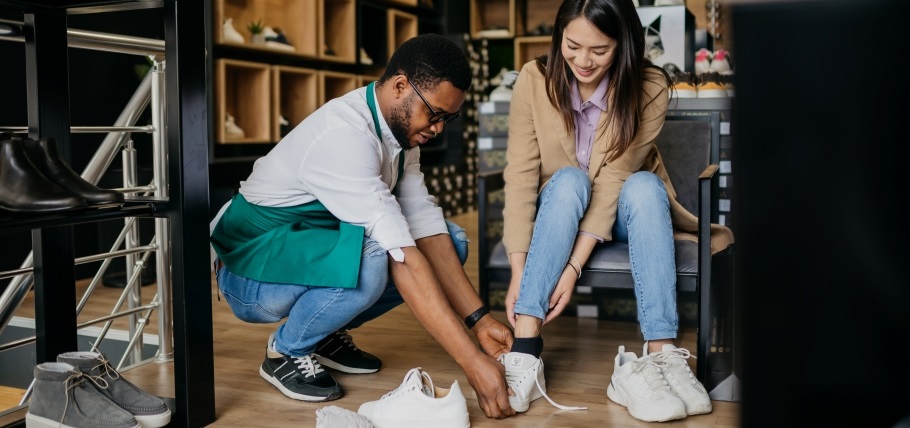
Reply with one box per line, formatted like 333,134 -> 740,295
23,137 -> 124,206
0,136 -> 85,213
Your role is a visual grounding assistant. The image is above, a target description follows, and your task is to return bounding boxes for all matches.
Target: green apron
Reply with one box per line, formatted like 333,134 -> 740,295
210,81 -> 403,288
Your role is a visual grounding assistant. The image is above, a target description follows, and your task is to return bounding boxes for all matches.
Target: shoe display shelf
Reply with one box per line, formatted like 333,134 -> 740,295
358,1 -> 418,71
272,66 -> 319,142
0,1 -> 215,427
214,0 -> 320,58
215,59 -> 272,144
513,35 -> 550,70
319,70 -> 359,105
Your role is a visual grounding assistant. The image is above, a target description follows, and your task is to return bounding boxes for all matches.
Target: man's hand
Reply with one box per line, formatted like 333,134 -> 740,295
473,315 -> 514,359
463,355 -> 516,419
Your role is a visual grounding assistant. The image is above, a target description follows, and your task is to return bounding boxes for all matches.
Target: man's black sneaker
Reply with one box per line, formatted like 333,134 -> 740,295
259,344 -> 343,402
314,330 -> 382,374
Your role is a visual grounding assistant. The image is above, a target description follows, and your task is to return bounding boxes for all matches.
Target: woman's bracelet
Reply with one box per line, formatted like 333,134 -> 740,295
567,256 -> 582,280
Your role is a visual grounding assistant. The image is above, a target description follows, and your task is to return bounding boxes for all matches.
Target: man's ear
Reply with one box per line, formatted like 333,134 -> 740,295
389,75 -> 408,100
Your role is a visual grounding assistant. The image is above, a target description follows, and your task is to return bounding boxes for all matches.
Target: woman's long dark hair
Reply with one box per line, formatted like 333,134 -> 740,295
536,0 -> 671,161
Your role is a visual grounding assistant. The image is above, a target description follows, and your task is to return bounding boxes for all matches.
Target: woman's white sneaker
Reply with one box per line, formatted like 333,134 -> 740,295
607,346 -> 687,422
647,344 -> 713,415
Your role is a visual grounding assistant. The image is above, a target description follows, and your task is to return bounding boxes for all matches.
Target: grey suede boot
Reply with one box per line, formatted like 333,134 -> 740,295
25,362 -> 140,428
57,352 -> 171,428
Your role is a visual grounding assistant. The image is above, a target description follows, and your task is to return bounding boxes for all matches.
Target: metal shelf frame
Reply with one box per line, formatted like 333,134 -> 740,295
0,1 -> 215,426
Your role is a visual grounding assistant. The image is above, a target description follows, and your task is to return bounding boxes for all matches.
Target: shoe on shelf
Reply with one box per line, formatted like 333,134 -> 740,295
670,71 -> 698,99
357,367 -> 469,428
696,72 -> 729,98
315,329 -> 382,374
225,113 -> 245,138
57,351 -> 172,428
606,345 -> 687,422
26,362 -> 140,428
222,18 -> 245,44
708,49 -> 733,74
263,26 -> 295,51
261,333 -> 344,402
646,344 -> 712,416
694,48 -> 712,75
360,47 -> 374,66
499,352 -> 587,413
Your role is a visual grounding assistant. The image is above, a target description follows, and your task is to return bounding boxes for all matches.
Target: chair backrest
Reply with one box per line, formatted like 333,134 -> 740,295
652,117 -> 714,215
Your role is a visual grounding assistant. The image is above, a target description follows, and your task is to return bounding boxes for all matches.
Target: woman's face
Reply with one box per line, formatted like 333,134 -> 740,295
561,17 -> 616,86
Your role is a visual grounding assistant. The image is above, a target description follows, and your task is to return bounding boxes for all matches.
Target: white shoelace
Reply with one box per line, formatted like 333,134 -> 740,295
501,357 -> 587,411
630,356 -> 673,393
650,347 -> 698,383
291,355 -> 325,378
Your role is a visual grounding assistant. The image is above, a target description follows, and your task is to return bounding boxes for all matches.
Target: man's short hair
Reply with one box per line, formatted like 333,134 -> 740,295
380,33 -> 472,93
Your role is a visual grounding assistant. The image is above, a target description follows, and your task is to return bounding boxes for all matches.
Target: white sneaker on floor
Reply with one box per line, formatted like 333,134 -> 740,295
357,367 -> 469,428
499,352 -> 587,413
647,343 -> 713,415
607,346 -> 687,422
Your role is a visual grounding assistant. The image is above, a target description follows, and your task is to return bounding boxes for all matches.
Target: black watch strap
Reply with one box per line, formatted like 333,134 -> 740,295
464,306 -> 490,329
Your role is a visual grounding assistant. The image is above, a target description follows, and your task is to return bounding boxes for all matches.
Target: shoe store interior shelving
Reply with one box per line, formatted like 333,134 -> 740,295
210,0 -> 442,206
0,1 -> 215,427
468,0 -> 560,74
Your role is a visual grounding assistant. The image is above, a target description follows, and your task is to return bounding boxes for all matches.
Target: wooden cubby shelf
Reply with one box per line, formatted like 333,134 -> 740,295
514,35 -> 551,70
320,0 -> 357,63
272,66 -> 319,142
215,0 -> 319,57
216,59 -> 272,144
388,9 -> 418,60
319,70 -> 359,105
470,0 -> 515,39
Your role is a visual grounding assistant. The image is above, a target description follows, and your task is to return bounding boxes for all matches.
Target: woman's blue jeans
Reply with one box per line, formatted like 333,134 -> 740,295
216,220 -> 469,357
513,167 -> 678,341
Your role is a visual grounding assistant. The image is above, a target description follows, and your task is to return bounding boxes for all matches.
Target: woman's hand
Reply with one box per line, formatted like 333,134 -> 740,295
504,274 -> 521,328
543,266 -> 577,325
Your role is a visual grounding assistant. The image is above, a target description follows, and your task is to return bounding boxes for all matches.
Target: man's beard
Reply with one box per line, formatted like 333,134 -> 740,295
389,96 -> 413,151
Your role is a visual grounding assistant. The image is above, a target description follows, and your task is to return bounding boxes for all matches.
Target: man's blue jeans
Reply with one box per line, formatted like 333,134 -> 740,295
216,220 -> 469,357
513,167 -> 678,341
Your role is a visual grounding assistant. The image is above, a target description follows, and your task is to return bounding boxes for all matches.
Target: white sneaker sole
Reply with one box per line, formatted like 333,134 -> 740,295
26,412 -> 141,428
134,410 -> 172,428
607,381 -> 687,422
362,414 -> 470,428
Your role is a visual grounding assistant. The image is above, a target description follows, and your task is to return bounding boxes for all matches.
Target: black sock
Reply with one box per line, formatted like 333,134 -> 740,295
510,336 -> 543,358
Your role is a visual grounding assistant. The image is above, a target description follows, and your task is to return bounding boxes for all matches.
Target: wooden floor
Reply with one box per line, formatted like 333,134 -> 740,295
2,210 -> 741,427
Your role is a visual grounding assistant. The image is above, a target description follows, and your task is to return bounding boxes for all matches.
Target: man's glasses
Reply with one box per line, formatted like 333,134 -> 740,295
408,80 -> 461,124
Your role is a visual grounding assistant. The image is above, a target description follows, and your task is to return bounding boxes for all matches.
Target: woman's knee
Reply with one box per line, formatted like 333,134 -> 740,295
621,172 -> 667,206
546,167 -> 591,206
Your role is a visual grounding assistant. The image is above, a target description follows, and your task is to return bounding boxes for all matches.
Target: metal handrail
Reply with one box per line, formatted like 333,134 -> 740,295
0,21 -> 173,388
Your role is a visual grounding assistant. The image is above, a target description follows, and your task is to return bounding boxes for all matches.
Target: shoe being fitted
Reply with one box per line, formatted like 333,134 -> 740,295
499,352 -> 586,413
315,330 -> 381,374
606,346 -> 687,422
57,352 -> 171,428
647,344 -> 712,415
358,367 -> 469,428
261,333 -> 343,401
26,362 -> 140,428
